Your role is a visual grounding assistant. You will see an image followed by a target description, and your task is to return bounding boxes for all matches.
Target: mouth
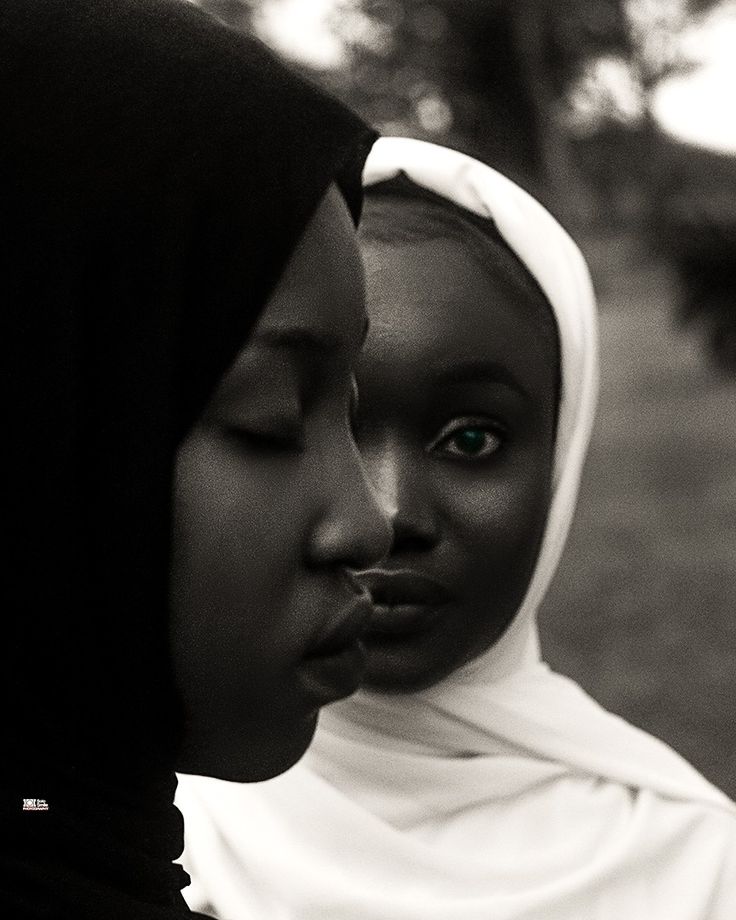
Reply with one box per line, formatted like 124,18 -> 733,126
358,569 -> 451,638
298,591 -> 373,704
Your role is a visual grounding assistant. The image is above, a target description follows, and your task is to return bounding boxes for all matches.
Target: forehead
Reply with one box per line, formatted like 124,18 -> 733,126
360,236 -> 558,394
255,185 -> 366,350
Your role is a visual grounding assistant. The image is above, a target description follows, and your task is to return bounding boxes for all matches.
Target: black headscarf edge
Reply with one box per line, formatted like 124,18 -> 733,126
1,1 -> 376,916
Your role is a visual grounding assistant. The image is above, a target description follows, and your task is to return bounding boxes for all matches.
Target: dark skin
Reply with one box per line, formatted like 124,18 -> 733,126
170,186 -> 391,782
355,233 -> 558,692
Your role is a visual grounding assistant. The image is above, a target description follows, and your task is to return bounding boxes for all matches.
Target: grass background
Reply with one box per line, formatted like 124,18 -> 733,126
540,233 -> 736,800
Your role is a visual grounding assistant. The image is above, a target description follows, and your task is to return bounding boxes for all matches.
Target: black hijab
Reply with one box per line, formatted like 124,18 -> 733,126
0,1 -> 375,916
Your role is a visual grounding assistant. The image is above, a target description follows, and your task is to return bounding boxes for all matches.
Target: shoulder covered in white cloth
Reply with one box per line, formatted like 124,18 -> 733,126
177,138 -> 736,920
178,672 -> 736,920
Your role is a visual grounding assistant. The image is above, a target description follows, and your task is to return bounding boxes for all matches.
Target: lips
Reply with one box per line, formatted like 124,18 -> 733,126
358,569 -> 451,637
298,591 -> 373,703
306,590 -> 372,658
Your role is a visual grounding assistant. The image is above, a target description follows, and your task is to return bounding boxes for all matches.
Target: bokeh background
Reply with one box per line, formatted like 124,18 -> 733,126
197,0 -> 736,795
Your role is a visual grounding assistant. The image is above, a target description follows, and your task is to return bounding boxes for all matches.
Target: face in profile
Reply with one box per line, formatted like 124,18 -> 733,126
354,200 -> 559,692
170,186 -> 391,782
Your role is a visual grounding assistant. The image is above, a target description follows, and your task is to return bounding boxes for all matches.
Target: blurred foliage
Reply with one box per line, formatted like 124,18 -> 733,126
196,0 -> 736,371
196,1 -> 722,192
656,140 -> 736,373
199,0 -> 633,190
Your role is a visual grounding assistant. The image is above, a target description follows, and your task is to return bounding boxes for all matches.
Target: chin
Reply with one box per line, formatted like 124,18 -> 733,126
363,653 -> 448,695
362,625 -> 465,692
177,712 -> 319,783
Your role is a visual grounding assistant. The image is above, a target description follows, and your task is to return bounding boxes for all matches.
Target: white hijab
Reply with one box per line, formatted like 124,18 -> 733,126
177,138 -> 736,920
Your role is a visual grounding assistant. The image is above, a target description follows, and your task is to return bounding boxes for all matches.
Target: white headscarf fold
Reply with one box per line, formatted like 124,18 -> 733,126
178,139 -> 736,920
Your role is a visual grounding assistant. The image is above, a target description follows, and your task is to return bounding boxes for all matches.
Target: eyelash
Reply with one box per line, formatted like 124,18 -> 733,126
427,416 -> 507,461
225,420 -> 304,452
349,378 -> 359,427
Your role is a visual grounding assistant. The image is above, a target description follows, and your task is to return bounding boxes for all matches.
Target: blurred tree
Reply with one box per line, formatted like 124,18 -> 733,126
195,0 -> 735,371
195,1 -> 717,202
196,0 -> 633,211
655,138 -> 736,374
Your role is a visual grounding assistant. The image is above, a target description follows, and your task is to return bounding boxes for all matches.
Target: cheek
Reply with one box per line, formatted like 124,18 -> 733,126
443,470 -> 550,592
169,436 -> 307,678
435,471 -> 549,668
175,450 -> 275,596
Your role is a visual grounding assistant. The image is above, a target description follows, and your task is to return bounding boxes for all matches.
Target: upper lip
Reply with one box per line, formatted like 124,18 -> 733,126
357,569 -> 451,608
305,590 -> 373,659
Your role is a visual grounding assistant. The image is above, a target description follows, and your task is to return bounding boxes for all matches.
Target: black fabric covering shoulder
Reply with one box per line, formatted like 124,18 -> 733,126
0,1 -> 375,916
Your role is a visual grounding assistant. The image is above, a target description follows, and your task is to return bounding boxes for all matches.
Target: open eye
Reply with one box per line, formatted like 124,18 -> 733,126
428,417 -> 505,460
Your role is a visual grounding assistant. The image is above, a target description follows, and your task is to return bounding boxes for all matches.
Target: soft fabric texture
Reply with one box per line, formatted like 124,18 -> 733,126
0,1 -> 374,917
178,138 -> 736,919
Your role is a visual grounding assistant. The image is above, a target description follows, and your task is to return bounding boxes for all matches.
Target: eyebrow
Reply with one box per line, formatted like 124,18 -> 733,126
432,360 -> 528,398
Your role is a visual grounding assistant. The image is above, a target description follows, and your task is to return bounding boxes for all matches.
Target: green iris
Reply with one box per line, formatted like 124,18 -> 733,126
453,427 -> 487,455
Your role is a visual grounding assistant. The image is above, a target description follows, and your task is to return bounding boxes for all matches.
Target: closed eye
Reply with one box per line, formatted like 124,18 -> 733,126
224,416 -> 304,451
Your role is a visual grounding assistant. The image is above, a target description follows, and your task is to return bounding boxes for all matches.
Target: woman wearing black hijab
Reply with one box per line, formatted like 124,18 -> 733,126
1,0 -> 388,916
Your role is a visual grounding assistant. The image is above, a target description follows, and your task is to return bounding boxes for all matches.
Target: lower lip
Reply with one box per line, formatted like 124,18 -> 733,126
365,603 -> 444,638
298,639 -> 367,704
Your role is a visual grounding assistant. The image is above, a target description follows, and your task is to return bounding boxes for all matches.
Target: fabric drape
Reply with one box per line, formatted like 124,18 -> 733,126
1,2 -> 374,917
178,138 -> 736,920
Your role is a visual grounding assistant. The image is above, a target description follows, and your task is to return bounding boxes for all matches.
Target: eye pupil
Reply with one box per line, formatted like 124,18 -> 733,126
454,428 -> 487,454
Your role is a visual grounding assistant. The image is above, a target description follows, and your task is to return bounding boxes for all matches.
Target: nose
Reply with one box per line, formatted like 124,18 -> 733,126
307,437 -> 392,571
363,439 -> 440,554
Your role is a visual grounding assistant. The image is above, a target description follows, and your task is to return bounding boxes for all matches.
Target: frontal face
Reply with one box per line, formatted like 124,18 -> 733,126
170,186 -> 391,781
355,229 -> 558,692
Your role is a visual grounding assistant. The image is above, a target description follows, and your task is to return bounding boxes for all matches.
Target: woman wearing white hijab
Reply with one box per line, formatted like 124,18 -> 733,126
177,138 -> 736,919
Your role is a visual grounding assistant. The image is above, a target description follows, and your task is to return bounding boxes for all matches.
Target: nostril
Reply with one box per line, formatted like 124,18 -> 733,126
391,514 -> 438,553
391,532 -> 435,555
